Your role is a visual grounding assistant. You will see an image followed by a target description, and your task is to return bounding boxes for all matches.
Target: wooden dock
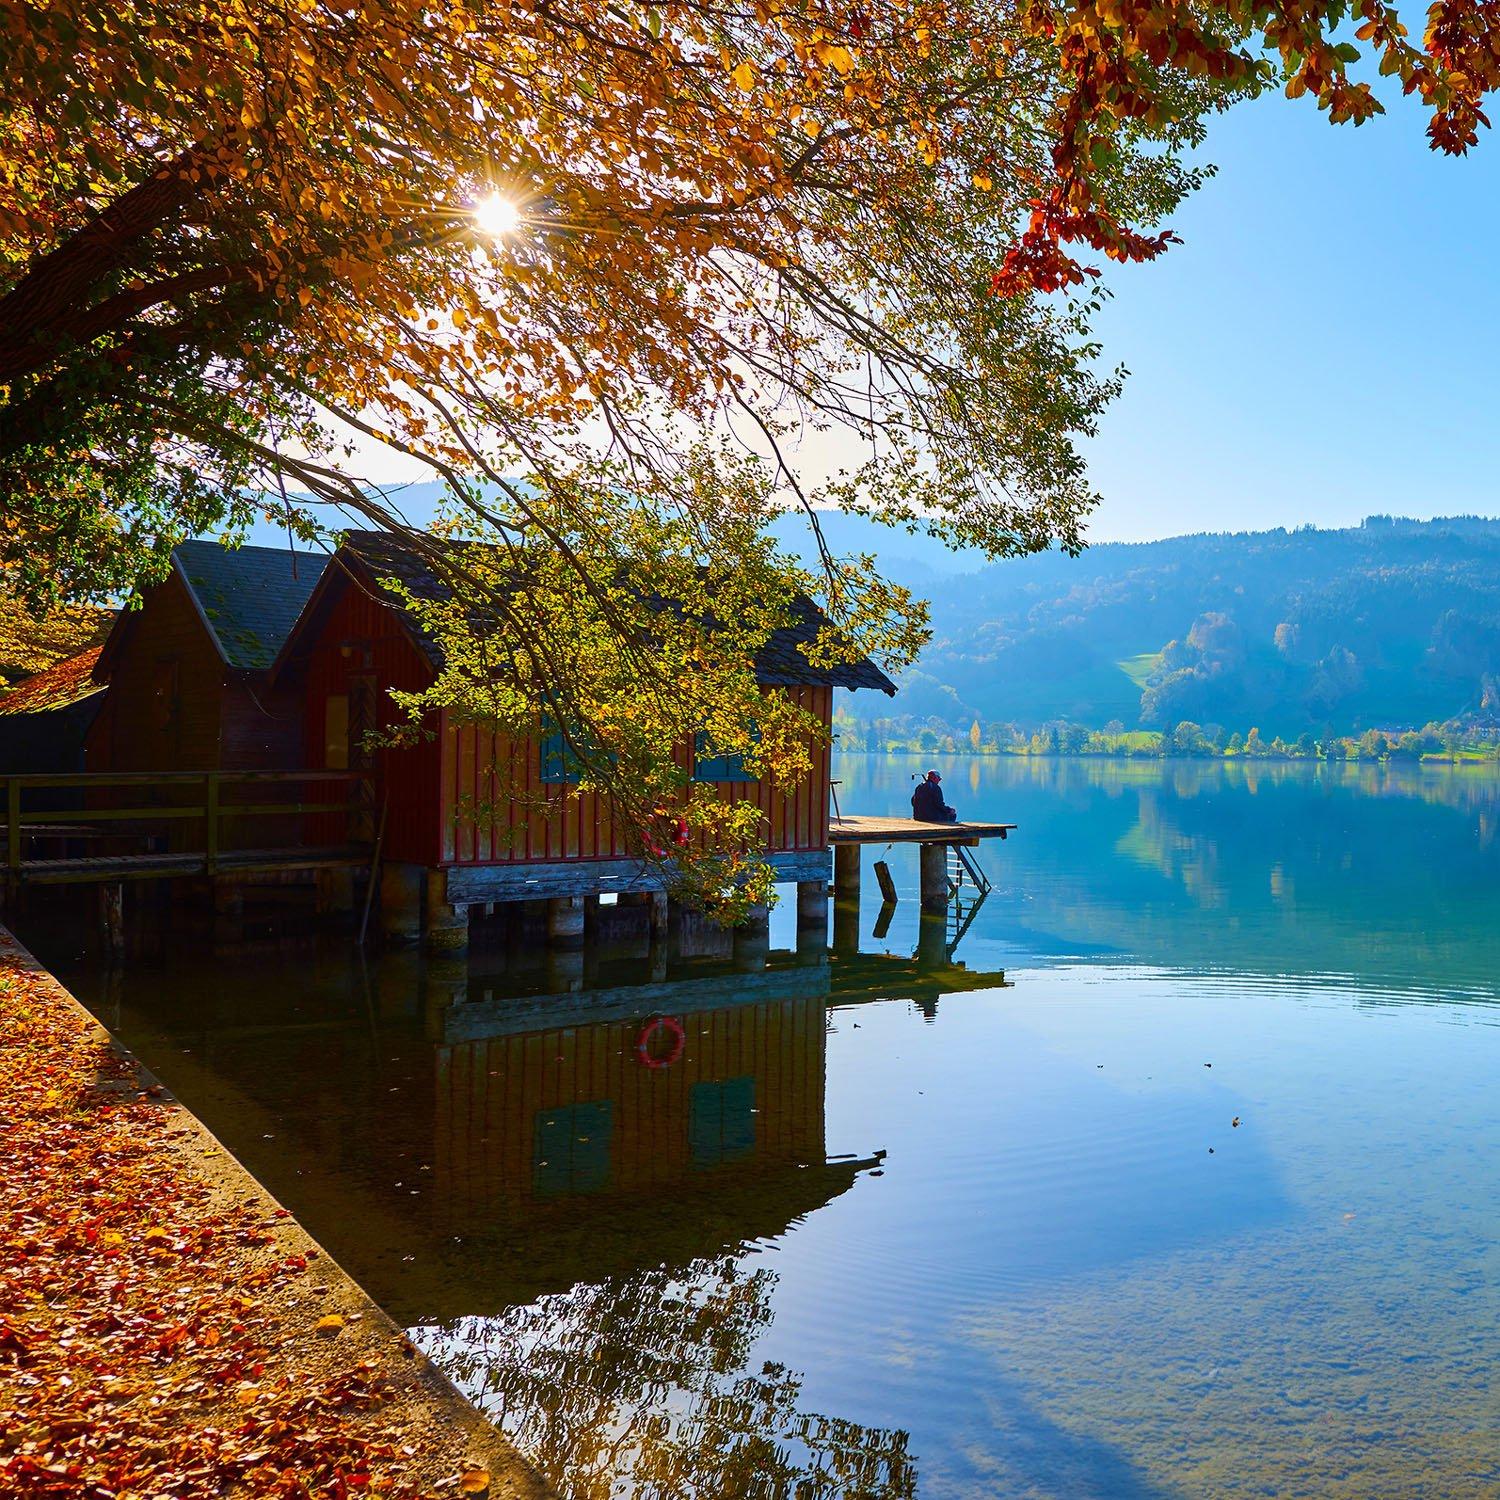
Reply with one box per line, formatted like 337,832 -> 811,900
829,814 -> 1015,914
829,814 -> 1015,847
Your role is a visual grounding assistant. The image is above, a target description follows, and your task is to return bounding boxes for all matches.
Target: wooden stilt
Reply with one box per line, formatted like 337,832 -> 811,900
99,882 -> 124,956
919,842 -> 949,913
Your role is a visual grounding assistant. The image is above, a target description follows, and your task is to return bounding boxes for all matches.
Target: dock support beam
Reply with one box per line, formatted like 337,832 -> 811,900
380,862 -> 423,943
618,890 -> 669,947
833,845 -> 862,955
547,895 -> 586,948
99,882 -> 124,956
732,902 -> 770,972
919,843 -> 949,913
834,844 -> 861,902
796,879 -> 828,958
424,872 -> 469,954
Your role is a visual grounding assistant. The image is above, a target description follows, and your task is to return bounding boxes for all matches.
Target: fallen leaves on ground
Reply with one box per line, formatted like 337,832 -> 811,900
0,945 -> 496,1498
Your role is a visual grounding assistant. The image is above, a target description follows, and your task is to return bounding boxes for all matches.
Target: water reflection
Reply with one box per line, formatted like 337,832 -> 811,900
834,754 -> 1500,998
22,756 -> 1500,1498
29,918 -> 933,1496
434,1259 -> 917,1500
427,977 -> 881,1307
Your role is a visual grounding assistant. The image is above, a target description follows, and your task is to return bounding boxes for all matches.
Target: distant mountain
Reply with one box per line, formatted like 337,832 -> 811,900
241,491 -> 1500,735
767,508 -> 988,590
864,516 -> 1500,736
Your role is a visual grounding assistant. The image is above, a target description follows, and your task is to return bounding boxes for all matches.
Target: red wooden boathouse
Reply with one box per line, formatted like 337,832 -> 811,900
273,533 -> 895,919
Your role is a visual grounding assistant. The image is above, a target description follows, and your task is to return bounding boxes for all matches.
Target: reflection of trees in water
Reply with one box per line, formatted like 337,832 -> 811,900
421,1255 -> 916,1500
1116,790 -> 1223,908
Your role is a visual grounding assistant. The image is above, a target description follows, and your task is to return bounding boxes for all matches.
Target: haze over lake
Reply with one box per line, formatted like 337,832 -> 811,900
34,753 -> 1500,1498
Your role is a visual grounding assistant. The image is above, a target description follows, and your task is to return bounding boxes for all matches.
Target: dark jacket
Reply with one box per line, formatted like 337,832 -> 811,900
912,779 -> 956,822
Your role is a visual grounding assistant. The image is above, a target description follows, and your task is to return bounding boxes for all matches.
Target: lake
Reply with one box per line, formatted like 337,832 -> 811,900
24,753 -> 1500,1498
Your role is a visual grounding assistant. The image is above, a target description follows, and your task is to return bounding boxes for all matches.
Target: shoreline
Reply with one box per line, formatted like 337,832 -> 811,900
0,922 -> 549,1500
832,748 -> 1500,767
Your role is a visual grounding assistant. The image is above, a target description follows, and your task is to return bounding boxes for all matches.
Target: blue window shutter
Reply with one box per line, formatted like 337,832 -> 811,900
690,1076 -> 757,1166
539,720 -> 583,784
693,729 -> 759,783
533,1100 -> 614,1197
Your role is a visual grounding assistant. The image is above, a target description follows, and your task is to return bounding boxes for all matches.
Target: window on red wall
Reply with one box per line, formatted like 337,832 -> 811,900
323,695 -> 349,769
151,659 -> 180,734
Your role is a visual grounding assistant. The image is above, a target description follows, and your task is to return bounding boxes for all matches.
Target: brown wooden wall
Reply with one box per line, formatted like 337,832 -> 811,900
296,572 -> 836,868
300,577 -> 442,866
433,994 -> 827,1223
86,572 -> 226,773
219,680 -> 307,771
436,683 -> 834,865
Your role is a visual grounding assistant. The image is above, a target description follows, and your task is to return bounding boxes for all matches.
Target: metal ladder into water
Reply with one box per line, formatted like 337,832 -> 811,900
944,844 -> 992,956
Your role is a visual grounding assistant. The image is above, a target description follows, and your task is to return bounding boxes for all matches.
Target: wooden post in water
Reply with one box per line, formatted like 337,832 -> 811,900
546,895 -> 587,949
99,882 -> 124,956
380,862 -> 424,943
796,879 -> 829,958
919,842 -> 949,913
732,902 -> 771,972
424,871 -> 470,954
834,843 -> 861,901
833,890 -> 859,956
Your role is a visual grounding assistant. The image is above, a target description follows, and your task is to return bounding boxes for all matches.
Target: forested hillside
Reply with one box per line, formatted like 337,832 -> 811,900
842,516 -> 1500,736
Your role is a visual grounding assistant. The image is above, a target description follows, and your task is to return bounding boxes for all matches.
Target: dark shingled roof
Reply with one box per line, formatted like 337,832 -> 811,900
174,541 -> 329,671
336,532 -> 897,695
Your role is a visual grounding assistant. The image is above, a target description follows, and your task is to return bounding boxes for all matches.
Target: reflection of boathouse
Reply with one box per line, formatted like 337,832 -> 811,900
429,969 -> 879,1300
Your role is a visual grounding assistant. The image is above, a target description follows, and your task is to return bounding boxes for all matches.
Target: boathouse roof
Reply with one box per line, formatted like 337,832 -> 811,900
279,531 -> 897,694
97,541 -> 329,678
0,646 -> 106,717
171,541 -> 329,671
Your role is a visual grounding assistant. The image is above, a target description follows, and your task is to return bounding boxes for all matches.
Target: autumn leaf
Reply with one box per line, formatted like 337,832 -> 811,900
316,1314 -> 346,1336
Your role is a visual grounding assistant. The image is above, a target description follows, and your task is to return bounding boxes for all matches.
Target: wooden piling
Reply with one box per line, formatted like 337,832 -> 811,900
732,902 -> 771,972
424,873 -> 470,954
379,862 -> 423,943
546,894 -> 587,948
834,843 -> 861,901
99,882 -> 124,955
919,842 -> 949,913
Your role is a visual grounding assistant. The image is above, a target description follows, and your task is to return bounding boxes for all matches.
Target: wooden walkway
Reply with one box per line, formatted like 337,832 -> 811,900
3,770 -> 374,890
14,846 -> 368,886
829,814 -> 1015,847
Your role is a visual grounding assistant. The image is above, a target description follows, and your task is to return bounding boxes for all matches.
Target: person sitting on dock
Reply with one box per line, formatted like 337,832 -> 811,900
911,769 -> 958,824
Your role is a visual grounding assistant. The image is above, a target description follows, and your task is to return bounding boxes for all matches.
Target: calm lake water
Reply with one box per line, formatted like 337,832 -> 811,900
23,754 -> 1500,1499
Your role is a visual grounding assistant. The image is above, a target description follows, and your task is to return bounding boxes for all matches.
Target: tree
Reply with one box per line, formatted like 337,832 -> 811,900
0,588 -> 112,688
7,0 -> 1500,897
1,0 -> 1224,903
1,0 -> 1224,609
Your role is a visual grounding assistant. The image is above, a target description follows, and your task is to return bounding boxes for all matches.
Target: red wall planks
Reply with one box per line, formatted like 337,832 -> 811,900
298,571 -> 835,869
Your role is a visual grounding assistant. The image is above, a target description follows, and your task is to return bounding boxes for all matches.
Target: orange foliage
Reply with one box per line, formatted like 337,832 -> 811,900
0,943 -> 515,1497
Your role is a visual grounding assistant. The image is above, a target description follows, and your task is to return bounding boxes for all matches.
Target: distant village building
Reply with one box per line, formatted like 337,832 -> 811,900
86,541 -> 327,773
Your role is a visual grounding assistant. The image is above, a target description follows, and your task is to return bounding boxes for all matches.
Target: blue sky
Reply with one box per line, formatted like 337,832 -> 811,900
256,84 -> 1500,552
1083,86 -> 1500,541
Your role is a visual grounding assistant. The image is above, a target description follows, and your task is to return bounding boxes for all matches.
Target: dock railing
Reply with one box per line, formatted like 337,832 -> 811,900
2,770 -> 376,884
